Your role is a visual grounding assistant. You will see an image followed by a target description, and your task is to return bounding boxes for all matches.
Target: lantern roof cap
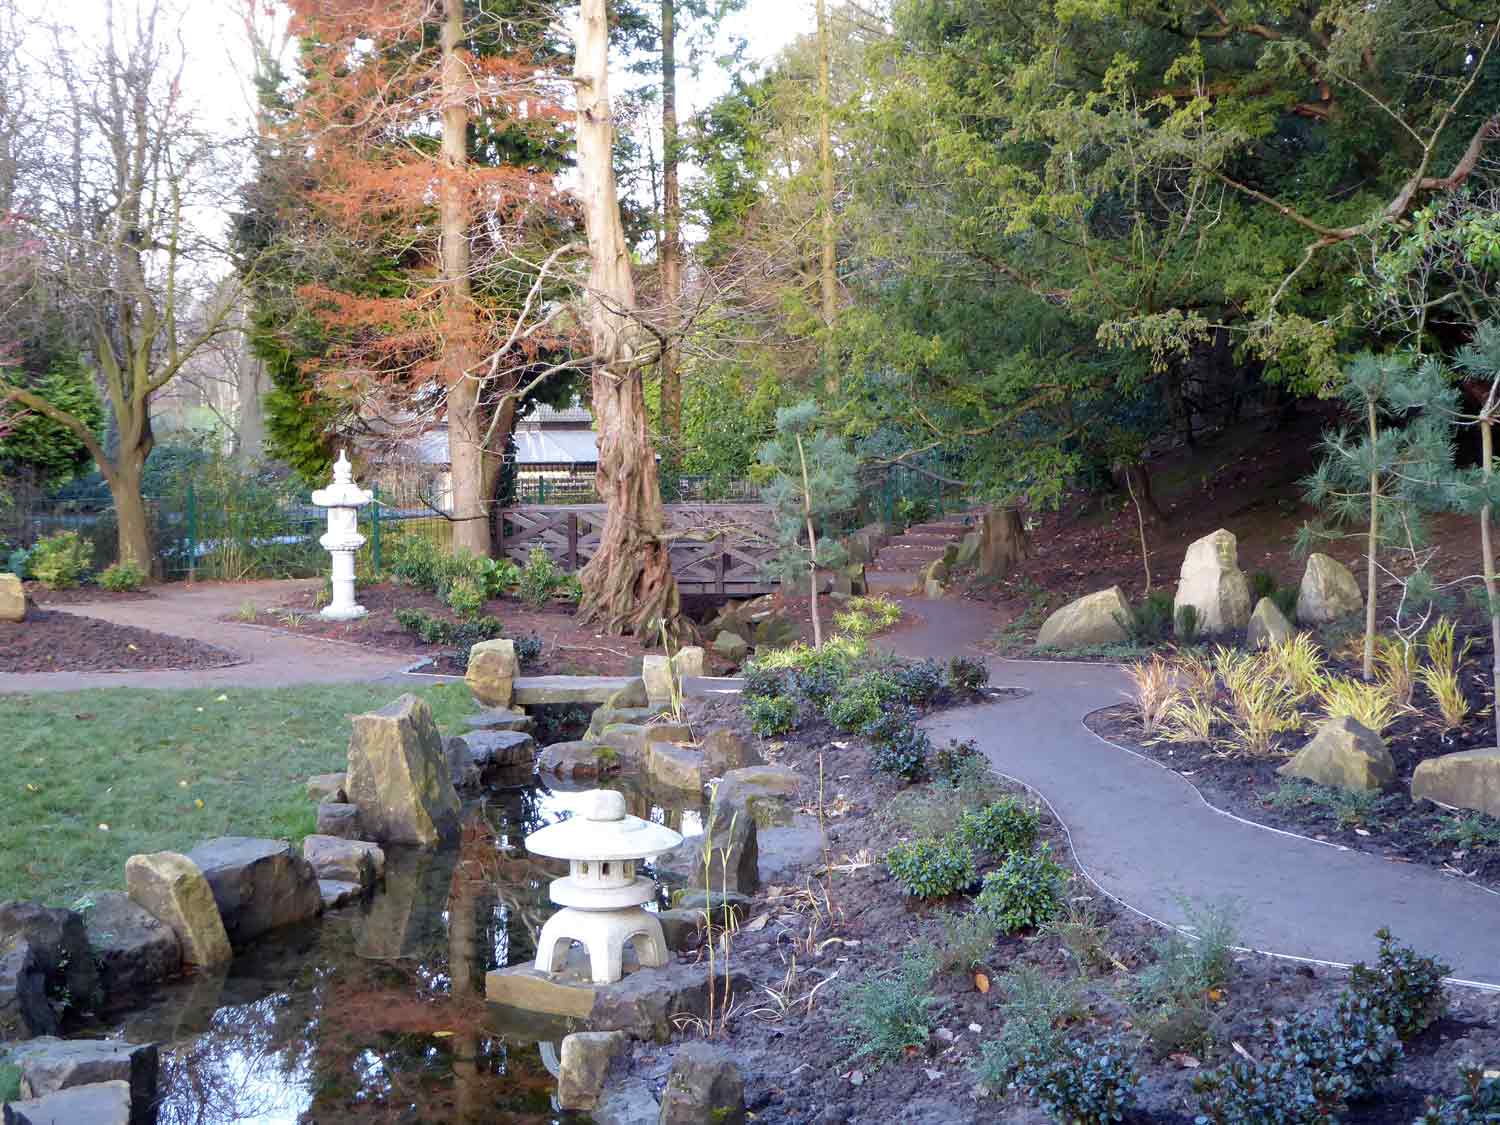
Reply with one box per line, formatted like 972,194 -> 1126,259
525,789 -> 683,861
311,450 -> 373,508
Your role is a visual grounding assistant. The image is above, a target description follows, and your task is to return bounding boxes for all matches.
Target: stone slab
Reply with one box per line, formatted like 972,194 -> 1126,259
463,709 -> 533,733
82,893 -> 180,998
12,1036 -> 157,1124
1,1080 -> 131,1125
514,676 -> 637,706
319,880 -> 365,910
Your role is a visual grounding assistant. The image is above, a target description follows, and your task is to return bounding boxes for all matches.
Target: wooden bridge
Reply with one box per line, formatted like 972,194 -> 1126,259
498,503 -> 779,596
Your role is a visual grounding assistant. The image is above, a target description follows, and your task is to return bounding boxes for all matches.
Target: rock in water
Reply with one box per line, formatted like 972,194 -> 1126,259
82,893 -> 180,998
345,694 -> 461,847
1277,717 -> 1395,792
0,902 -> 99,1015
465,638 -> 516,707
1174,529 -> 1251,635
2,1079 -> 132,1124
658,1043 -> 747,1125
1034,587 -> 1132,650
1412,749 -> 1500,818
186,838 -> 322,946
1247,597 -> 1295,649
557,1030 -> 630,1112
0,572 -> 25,622
13,1036 -> 158,1124
124,852 -> 232,968
1297,553 -> 1363,625
302,836 -> 385,889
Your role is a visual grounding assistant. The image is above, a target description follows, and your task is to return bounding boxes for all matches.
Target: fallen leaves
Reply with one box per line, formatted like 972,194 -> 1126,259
973,971 -> 990,993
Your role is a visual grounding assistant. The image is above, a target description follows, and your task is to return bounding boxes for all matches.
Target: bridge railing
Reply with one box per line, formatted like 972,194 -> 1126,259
498,503 -> 779,596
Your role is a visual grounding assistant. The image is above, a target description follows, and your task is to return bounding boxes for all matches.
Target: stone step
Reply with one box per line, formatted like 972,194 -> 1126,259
513,676 -> 638,706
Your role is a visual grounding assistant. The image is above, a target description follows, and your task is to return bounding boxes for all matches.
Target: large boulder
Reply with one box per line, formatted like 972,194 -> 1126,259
1,1080 -> 132,1124
13,1037 -> 158,1125
0,937 -> 55,1040
81,893 -> 180,998
1297,553 -> 1363,625
186,838 -> 322,946
302,836 -> 385,890
537,740 -> 617,779
465,638 -> 517,707
645,743 -> 704,793
0,903 -> 98,1016
557,1030 -> 631,1112
1277,717 -> 1395,792
713,766 -> 802,829
657,812 -> 758,894
671,647 -> 705,680
658,1043 -> 746,1125
1174,529 -> 1251,635
599,722 -> 694,765
345,694 -> 461,847
700,730 -> 761,775
712,632 -> 749,663
123,852 -> 232,968
316,803 -> 361,838
1412,750 -> 1500,818
462,729 -> 536,768
1247,597 -> 1295,649
0,572 -> 25,623
1034,587 -> 1132,650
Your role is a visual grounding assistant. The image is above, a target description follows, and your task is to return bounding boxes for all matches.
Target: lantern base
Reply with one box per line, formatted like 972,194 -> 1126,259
319,603 -> 368,621
535,905 -> 668,985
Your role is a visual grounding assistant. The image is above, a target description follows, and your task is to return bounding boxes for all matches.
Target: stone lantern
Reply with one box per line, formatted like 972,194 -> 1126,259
311,450 -> 373,621
526,789 -> 682,984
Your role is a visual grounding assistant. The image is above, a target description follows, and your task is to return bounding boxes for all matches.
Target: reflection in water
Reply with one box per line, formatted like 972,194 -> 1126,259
78,775 -> 704,1124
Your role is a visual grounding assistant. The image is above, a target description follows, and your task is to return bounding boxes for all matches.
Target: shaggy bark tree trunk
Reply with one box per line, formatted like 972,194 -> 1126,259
574,0 -> 684,638
978,507 -> 1031,579
439,0 -> 490,558
658,0 -> 682,442
1482,419 -> 1499,749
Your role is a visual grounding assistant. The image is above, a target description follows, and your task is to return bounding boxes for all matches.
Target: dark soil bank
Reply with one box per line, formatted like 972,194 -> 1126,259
0,608 -> 238,673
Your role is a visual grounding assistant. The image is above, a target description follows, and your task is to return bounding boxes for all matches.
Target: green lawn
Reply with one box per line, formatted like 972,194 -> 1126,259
1,682 -> 475,907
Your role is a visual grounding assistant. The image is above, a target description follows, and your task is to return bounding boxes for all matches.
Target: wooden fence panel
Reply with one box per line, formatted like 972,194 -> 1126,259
499,503 -> 778,595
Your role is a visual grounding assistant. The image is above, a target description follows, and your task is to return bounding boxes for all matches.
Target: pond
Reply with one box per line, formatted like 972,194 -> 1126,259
75,774 -> 706,1124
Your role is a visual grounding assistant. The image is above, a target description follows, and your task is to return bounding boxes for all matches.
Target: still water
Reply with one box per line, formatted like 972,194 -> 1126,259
78,775 -> 704,1124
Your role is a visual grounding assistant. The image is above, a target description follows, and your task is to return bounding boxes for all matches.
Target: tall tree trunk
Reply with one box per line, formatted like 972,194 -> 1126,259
817,0 -> 837,395
574,0 -> 684,638
439,0 -> 489,558
1482,419 -> 1499,749
1364,399 -> 1379,681
659,0 -> 682,442
109,454 -> 151,572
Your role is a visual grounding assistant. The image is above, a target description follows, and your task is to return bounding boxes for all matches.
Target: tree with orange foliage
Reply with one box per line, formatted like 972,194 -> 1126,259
281,0 -> 576,557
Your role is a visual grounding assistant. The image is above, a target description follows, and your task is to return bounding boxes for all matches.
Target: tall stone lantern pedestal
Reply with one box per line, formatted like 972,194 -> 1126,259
311,450 -> 373,621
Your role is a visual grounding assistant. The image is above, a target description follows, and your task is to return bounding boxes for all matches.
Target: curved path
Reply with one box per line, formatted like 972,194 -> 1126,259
883,596 -> 1500,988
0,581 -> 417,694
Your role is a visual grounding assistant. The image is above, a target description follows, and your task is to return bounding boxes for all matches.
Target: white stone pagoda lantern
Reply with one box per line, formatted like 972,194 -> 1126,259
310,450 -> 373,621
526,789 -> 681,984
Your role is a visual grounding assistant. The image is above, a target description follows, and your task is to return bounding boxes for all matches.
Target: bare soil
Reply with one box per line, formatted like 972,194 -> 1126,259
24,582 -> 157,605
620,690 -> 1500,1122
0,608 -> 238,673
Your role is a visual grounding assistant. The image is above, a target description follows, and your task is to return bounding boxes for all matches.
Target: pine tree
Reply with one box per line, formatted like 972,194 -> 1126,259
759,400 -> 858,647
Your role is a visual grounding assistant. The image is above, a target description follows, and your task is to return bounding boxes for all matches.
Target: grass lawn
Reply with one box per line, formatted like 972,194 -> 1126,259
2,681 -> 475,907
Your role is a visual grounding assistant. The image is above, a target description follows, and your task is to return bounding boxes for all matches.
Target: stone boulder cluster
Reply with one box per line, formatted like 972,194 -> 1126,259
1033,528 -> 1366,650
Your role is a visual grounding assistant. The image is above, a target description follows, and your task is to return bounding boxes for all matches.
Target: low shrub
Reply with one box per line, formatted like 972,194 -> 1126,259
930,737 -> 984,787
883,657 -> 948,705
975,845 -> 1067,933
444,574 -> 485,619
1416,1066 -> 1500,1123
30,531 -> 91,589
971,964 -> 1084,1093
867,709 -> 932,781
1175,604 -> 1201,644
513,633 -> 543,666
886,836 -> 976,899
947,655 -> 988,694
1130,900 -> 1240,1008
840,946 -> 943,1069
388,534 -> 446,592
477,556 -> 521,598
1126,589 -> 1175,645
395,607 -> 505,646
740,660 -> 792,703
6,546 -> 31,579
1269,779 -> 1397,830
825,668 -> 898,731
1346,927 -> 1449,1041
1431,813 -> 1500,851
1012,1033 -> 1139,1123
518,546 -> 565,608
745,694 -> 799,737
97,560 -> 146,592
955,797 -> 1039,857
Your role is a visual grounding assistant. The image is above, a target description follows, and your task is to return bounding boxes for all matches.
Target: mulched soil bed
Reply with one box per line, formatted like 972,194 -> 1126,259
24,582 -> 156,605
613,691 -> 1500,1122
0,608 -> 238,673
1086,639 -> 1500,893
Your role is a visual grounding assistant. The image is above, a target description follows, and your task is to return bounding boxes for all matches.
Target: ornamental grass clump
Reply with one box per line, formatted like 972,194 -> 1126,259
1318,676 -> 1402,736
1421,617 -> 1473,732
1264,633 -> 1327,701
1125,654 -> 1178,737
